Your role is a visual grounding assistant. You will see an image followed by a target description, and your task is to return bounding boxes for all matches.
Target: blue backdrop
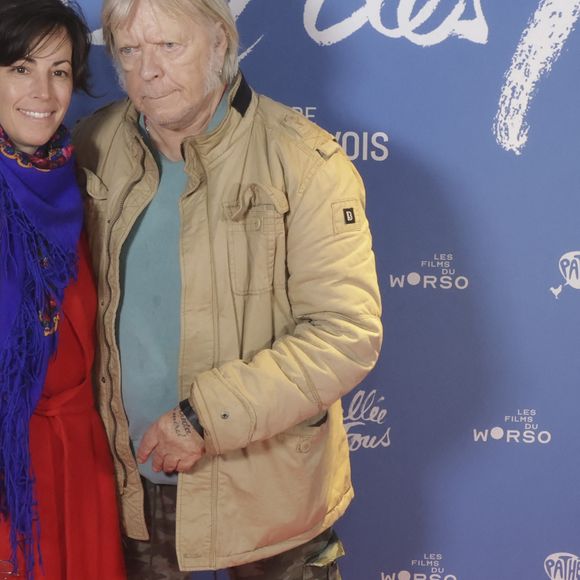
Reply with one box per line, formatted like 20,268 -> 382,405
69,2 -> 580,579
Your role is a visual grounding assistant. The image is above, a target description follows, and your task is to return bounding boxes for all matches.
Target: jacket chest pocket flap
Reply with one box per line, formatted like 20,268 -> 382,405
81,168 -> 110,264
82,168 -> 109,223
224,183 -> 288,296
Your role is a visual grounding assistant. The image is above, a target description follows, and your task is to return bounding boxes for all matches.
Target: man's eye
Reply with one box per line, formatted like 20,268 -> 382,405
119,47 -> 136,56
163,42 -> 177,50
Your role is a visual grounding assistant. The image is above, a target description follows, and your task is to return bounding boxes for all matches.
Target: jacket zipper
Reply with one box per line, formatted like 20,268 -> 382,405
102,137 -> 149,490
208,189 -> 220,568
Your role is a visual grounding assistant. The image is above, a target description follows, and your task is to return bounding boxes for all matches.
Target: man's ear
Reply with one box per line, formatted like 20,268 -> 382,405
214,22 -> 228,61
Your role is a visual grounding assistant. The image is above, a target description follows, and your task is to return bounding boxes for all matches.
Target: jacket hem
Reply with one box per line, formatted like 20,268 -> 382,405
177,485 -> 354,571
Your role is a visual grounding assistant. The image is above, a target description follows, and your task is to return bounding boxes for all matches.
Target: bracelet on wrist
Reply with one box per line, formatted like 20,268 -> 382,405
179,399 -> 204,439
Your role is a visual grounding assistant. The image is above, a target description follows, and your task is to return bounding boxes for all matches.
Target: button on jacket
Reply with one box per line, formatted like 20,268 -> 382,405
73,75 -> 383,571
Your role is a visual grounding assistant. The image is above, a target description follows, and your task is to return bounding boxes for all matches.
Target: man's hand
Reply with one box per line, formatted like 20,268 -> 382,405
137,406 -> 205,473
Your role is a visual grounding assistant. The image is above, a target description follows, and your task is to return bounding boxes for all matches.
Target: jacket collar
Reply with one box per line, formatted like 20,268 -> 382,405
231,74 -> 252,117
119,72 -> 255,168
180,72 -> 255,165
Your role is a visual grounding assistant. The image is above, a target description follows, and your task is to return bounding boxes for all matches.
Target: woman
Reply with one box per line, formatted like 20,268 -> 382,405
0,1 -> 125,578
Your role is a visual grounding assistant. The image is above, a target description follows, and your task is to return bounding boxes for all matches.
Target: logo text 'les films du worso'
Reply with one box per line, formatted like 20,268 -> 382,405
381,553 -> 458,580
473,408 -> 552,445
389,254 -> 469,291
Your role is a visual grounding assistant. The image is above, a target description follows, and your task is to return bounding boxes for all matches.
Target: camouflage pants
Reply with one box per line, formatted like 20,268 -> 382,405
125,479 -> 344,580
228,527 -> 344,579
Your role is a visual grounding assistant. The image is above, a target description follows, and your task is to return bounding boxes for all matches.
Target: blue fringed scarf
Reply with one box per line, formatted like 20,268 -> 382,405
0,125 -> 82,578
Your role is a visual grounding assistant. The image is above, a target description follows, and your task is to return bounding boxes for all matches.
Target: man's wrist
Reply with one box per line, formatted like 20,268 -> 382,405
179,399 -> 204,439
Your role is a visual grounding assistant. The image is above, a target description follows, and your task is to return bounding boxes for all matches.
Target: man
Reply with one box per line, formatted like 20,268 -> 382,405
74,0 -> 382,577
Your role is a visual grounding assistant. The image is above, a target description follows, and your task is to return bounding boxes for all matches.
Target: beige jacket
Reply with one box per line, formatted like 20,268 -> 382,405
73,75 -> 382,571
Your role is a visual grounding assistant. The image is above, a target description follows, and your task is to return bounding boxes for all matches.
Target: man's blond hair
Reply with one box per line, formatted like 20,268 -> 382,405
102,0 -> 239,84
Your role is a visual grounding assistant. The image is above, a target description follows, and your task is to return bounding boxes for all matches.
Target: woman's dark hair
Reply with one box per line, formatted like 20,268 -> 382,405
0,0 -> 91,93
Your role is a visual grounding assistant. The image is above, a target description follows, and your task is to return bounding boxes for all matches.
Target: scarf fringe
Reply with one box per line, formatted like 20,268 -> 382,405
0,186 -> 77,578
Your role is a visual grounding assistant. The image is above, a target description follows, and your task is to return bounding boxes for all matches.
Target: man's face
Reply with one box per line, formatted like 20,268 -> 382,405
113,0 -> 227,132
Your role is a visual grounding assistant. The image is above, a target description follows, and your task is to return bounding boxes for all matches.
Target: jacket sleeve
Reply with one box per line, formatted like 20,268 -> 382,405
190,138 -> 383,456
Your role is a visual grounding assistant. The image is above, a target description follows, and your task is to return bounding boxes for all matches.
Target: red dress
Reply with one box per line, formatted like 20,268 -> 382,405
0,236 -> 126,579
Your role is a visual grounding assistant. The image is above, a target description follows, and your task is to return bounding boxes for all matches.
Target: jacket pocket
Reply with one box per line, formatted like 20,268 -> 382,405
80,169 -> 109,274
278,410 -> 329,454
82,168 -> 109,222
224,183 -> 288,296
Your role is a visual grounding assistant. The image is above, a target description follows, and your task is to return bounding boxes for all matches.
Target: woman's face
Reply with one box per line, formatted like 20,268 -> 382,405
0,30 -> 73,154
